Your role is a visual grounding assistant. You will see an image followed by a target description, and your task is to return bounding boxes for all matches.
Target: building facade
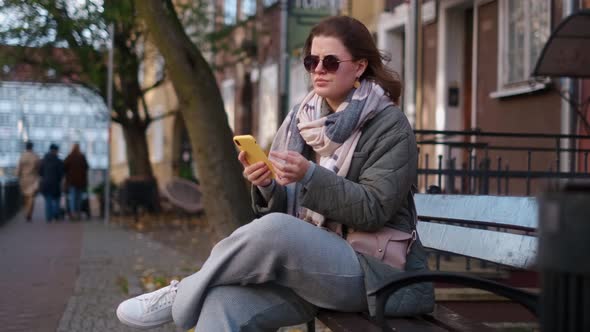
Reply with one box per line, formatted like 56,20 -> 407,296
116,0 -> 590,195
375,0 -> 590,194
0,81 -> 109,186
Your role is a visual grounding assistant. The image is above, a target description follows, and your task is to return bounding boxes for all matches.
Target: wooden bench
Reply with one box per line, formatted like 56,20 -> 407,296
307,193 -> 539,332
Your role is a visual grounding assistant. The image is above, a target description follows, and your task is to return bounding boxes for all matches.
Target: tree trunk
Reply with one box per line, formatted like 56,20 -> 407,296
135,0 -> 254,239
121,122 -> 154,178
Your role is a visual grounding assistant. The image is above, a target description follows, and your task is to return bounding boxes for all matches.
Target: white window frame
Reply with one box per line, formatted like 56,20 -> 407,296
492,0 -> 551,98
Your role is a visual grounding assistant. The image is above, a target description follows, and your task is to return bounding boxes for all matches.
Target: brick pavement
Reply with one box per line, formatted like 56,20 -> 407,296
1,200 -> 319,332
0,198 -> 197,332
0,201 -> 83,332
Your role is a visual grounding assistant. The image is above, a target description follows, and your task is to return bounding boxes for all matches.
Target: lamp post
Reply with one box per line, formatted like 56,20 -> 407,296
104,22 -> 114,224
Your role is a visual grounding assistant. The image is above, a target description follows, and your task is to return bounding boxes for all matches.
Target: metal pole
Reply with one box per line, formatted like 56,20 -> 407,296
561,0 -> 579,174
406,0 -> 420,128
414,0 -> 422,129
104,23 -> 114,224
278,0 -> 289,124
1,178 -> 5,224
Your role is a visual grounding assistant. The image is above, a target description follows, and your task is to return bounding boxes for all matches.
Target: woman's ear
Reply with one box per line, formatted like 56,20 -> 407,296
355,59 -> 368,78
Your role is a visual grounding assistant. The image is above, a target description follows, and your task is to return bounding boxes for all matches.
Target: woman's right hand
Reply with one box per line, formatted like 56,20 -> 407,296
238,151 -> 272,187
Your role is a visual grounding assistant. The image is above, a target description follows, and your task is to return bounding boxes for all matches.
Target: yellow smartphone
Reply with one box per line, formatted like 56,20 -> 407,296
233,135 -> 275,179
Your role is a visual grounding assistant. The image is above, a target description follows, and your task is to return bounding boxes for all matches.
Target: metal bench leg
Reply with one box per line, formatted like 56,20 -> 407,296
306,319 -> 316,332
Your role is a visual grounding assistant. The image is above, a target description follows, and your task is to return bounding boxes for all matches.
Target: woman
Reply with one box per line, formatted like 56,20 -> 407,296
63,143 -> 89,220
17,141 -> 40,221
116,16 -> 434,331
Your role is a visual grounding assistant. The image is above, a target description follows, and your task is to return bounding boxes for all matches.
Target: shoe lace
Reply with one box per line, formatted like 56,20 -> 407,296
143,280 -> 179,312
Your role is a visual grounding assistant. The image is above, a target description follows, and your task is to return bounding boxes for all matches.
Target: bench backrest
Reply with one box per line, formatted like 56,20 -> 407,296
414,194 -> 538,269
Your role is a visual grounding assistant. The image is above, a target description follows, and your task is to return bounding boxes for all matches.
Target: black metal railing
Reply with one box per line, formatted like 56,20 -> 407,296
0,177 -> 20,225
415,129 -> 590,274
415,129 -> 590,196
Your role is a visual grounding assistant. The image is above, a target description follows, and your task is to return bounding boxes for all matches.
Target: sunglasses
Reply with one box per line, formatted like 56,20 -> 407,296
303,55 -> 354,73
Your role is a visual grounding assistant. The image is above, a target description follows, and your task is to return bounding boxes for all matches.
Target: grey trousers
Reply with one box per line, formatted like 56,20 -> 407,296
172,212 -> 367,331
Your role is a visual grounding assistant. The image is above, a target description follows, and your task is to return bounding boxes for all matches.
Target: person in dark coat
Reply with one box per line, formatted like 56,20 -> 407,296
39,143 -> 64,222
64,143 -> 89,220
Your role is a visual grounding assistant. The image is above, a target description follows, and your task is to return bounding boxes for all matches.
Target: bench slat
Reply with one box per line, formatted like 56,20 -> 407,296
316,306 -> 494,332
415,194 -> 538,230
316,311 -> 382,332
384,317 -> 449,331
425,304 -> 496,332
316,310 -> 447,332
418,222 -> 538,268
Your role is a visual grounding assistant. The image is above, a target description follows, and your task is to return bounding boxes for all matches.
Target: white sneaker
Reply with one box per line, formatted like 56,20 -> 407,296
116,280 -> 179,329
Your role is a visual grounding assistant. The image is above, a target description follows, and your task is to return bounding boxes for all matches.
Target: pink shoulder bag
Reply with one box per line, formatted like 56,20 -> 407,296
346,227 -> 416,270
346,192 -> 419,270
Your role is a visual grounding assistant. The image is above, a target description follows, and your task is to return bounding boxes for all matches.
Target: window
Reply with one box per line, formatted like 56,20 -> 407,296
34,103 -> 45,113
50,103 -> 61,114
499,0 -> 550,88
0,100 -> 11,111
78,116 -> 87,128
242,0 -> 256,18
224,0 -> 237,25
0,113 -> 9,125
46,68 -> 56,78
224,0 -> 256,24
2,65 -> 11,75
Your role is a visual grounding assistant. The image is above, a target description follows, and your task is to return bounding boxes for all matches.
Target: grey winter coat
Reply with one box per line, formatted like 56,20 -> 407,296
252,105 -> 435,317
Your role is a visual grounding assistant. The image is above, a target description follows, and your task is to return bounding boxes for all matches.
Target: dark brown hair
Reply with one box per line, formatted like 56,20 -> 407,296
303,16 -> 402,103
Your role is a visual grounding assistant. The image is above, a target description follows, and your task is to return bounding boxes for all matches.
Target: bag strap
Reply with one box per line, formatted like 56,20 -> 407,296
406,184 -> 419,253
408,184 -> 419,230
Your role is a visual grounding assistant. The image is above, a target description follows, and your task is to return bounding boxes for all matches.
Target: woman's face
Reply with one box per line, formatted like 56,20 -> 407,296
309,36 -> 367,107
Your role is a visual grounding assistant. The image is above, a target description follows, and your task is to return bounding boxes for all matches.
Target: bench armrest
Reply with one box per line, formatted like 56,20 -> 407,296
369,271 -> 538,330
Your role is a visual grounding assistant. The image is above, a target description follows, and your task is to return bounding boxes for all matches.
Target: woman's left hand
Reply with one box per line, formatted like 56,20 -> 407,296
269,151 -> 311,186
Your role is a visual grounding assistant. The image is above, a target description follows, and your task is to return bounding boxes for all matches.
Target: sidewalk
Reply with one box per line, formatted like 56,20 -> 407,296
0,204 -> 82,332
56,220 -> 194,332
1,201 -> 315,332
0,201 -> 195,332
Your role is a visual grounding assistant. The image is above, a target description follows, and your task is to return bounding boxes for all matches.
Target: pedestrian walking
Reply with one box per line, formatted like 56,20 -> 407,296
64,143 -> 89,221
16,141 -> 40,221
39,143 -> 64,223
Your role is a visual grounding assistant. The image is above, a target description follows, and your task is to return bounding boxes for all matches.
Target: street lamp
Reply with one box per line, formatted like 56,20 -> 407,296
104,22 -> 114,224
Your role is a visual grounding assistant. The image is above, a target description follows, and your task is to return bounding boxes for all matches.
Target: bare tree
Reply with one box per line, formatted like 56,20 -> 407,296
135,0 -> 254,238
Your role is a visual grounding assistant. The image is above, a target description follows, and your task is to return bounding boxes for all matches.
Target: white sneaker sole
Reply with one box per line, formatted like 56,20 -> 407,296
116,305 -> 171,330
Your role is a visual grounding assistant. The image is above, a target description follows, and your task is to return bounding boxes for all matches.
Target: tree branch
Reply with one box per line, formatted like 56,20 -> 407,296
140,94 -> 152,126
151,109 -> 178,123
111,112 -> 123,125
141,74 -> 167,94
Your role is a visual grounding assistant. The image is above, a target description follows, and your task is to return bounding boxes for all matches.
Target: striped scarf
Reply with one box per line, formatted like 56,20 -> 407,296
270,80 -> 393,228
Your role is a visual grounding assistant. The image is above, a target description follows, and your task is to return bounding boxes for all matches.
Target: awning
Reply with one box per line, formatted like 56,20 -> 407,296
532,9 -> 590,78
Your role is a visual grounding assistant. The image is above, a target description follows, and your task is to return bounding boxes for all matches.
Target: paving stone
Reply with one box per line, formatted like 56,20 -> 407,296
55,221 -> 192,331
2,203 -> 330,332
